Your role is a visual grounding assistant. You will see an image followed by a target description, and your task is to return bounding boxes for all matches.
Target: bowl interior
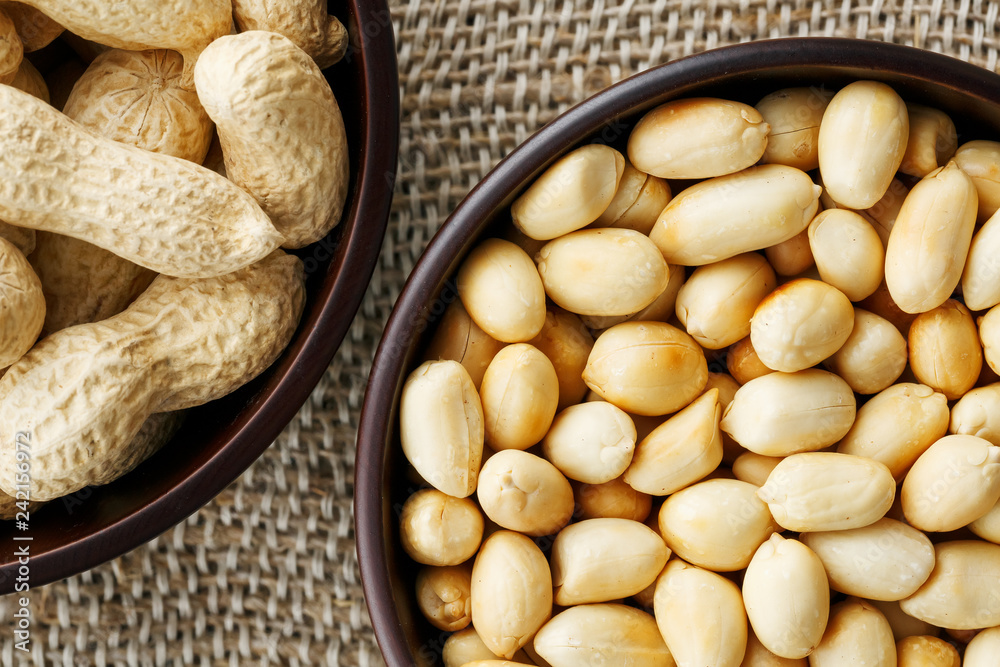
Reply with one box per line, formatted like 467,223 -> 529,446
357,37 -> 1000,666
0,0 -> 399,592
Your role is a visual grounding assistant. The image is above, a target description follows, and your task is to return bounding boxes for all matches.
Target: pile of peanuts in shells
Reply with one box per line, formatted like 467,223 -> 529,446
399,81 -> 1000,667
0,2 -> 348,514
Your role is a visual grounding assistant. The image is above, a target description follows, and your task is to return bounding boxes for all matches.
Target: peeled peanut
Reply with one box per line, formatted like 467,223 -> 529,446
623,389 -> 723,495
970,498 -> 1000,543
581,264 -> 684,332
600,171 -> 672,236
675,253 -> 777,350
907,300 -> 981,400
837,383 -> 948,481
726,336 -> 775,385
480,343 -> 558,451
416,564 -> 473,632
867,600 -> 937,643
651,165 -> 820,266
899,540 -> 1000,630
901,434 -> 1000,532
535,228 -> 669,317
533,603 -> 673,667
863,178 -> 910,247
809,599 -> 896,667
743,533 -> 830,660
658,478 -> 778,572
470,531 -> 553,659
459,662 -> 535,666
895,636 -> 960,667
818,80 -> 908,208
443,628 -> 532,667
954,140 -> 1000,222
857,279 -> 917,335
720,369 -> 856,457
899,104 -> 958,177
823,308 -> 907,395
628,97 -> 769,179
756,87 -> 832,171
573,476 -> 652,522
592,161 -> 649,228
476,449 -> 574,537
424,300 -> 506,389
800,518 -> 935,601
511,144 -> 625,240
807,208 -> 884,301
741,630 -> 807,666
550,517 -> 668,606
750,279 -> 854,372
764,228 -> 814,277
583,321 -> 708,416
884,161 -> 978,314
981,305 -> 1000,375
528,308 -> 593,410
732,452 -> 783,487
399,489 -> 484,566
757,452 -> 895,532
542,401 -> 636,484
964,626 -> 1000,667
653,559 -> 747,667
399,360 -> 484,498
456,238 -> 546,343
962,209 -> 1000,311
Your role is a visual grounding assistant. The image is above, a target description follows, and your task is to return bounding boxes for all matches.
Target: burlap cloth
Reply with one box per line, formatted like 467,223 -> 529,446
0,0 -> 996,664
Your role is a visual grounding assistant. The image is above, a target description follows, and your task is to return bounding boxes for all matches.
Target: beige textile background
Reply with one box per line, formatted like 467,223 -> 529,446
1,0 -> 998,664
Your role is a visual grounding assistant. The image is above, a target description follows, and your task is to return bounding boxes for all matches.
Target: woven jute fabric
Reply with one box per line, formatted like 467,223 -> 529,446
1,0 -> 998,664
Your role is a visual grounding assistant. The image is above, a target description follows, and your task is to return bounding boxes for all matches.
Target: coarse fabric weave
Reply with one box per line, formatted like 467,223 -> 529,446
1,0 -> 998,664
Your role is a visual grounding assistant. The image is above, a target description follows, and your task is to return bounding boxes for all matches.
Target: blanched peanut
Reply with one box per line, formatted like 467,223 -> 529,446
764,229 -> 813,277
900,434 -> 1000,532
884,161 -> 978,314
750,278 -> 854,372
602,171 -> 672,236
756,87 -> 832,172
806,209 -> 884,301
981,305 -> 1000,375
726,336 -> 775,385
742,533 -> 829,659
658,478 -> 778,572
528,308 -> 593,411
953,140 -> 1000,223
533,603 -> 673,667
583,321 -> 708,416
535,228 -> 670,317
866,600 -> 937,643
476,449 -> 574,537
863,178 -> 909,247
628,97 -> 769,179
757,452 -> 895,532
824,308 -> 907,395
969,499 -> 1000,543
456,238 -> 546,343
572,477 -> 652,522
459,662 -> 535,666
424,300 -> 506,389
899,104 -> 958,177
962,209 -> 1000,311
581,262 -> 684,332
907,300 -> 981,400
818,80 -> 908,208
654,559 -> 747,667
741,630 -> 807,666
471,531 -> 553,659
416,564 -> 473,632
399,489 -> 484,566
511,144 -> 625,240
623,389 -> 723,495
550,517 -> 668,605
542,401 -> 636,484
651,165 -> 820,266
964,626 -> 1000,667
675,253 -> 777,350
732,452 -> 783,487
809,599 -> 896,667
799,518 -> 934,601
837,383 -> 948,481
857,279 -> 917,335
706,371 -> 746,464
721,370 -> 856,457
899,540 -> 1000,630
399,359 -> 484,498
442,628 -> 532,667
480,344 -> 558,451
895,636 -> 960,667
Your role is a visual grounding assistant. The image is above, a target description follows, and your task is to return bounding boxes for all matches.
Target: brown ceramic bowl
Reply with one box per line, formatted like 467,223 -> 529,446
356,38 -> 1000,665
0,0 -> 398,591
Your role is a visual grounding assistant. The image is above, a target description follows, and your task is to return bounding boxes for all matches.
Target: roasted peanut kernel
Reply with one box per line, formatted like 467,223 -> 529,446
908,300 -> 982,400
476,449 -> 574,537
726,336 -> 775,385
415,564 -> 473,632
480,343 -> 559,451
732,452 -> 783,487
899,104 -> 958,177
962,209 -> 1000,311
750,278 -> 855,373
399,489 -> 484,566
743,533 -> 830,660
591,161 -> 647,228
572,477 -> 652,522
863,177 -> 910,247
550,517 -> 669,606
901,434 -> 1000,532
953,140 -> 1000,223
535,228 -> 670,317
528,307 -> 593,411
964,626 -> 1000,667
742,630 -> 808,666
899,540 -> 1000,630
806,208 -> 884,301
818,80 -> 909,208
510,144 -> 625,240
756,86 -> 833,172
442,628 -> 532,667
809,599 -> 896,667
628,97 -> 769,179
654,559 -> 748,667
884,161 -> 978,314
824,308 -> 907,395
765,228 -> 814,277
866,600 -> 937,644
757,452 -> 895,532
607,172 -> 672,236
542,401 -> 636,484
970,498 -> 1000,543
980,305 -> 1000,375
721,369 -> 856,457
896,635 -> 961,667
650,164 -> 821,266
581,262 -> 685,332
532,603 -> 673,667
424,300 -> 507,389
800,518 -> 935,601
675,252 -> 777,350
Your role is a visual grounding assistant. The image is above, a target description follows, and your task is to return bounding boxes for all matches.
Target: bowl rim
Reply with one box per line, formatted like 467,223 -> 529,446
356,36 -> 1000,665
0,0 -> 399,592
